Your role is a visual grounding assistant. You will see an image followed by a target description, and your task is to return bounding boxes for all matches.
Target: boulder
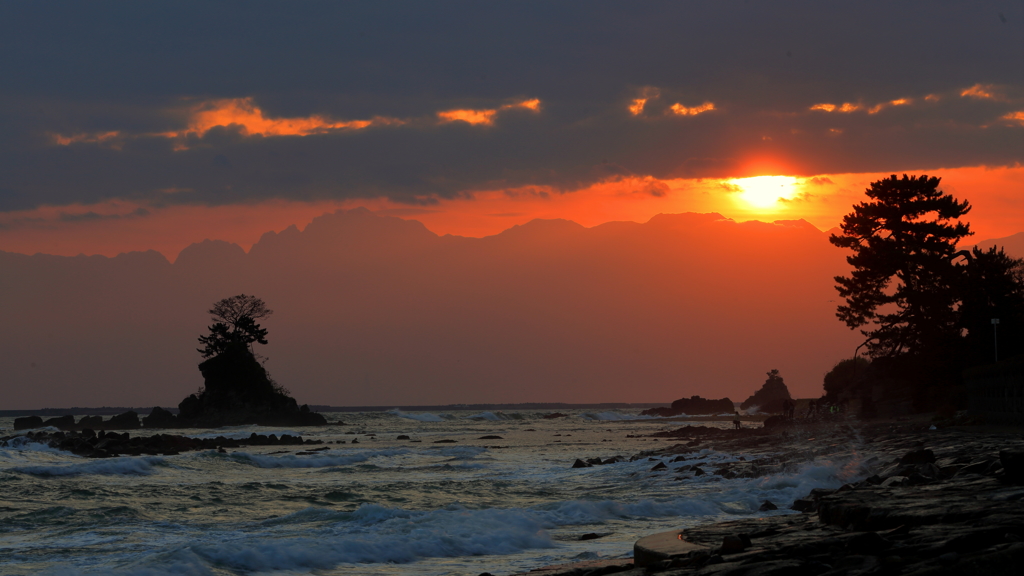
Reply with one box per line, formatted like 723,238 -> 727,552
791,499 -> 816,512
143,407 -> 178,429
899,448 -> 936,465
14,416 -> 43,430
78,415 -> 103,428
106,411 -> 141,429
759,500 -> 778,511
720,535 -> 750,554
1000,449 -> 1024,483
572,458 -> 592,468
42,415 -> 75,430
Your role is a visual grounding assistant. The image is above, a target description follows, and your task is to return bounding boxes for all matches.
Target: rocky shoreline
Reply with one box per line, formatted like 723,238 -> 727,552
1,428 -> 328,458
505,417 -> 1024,576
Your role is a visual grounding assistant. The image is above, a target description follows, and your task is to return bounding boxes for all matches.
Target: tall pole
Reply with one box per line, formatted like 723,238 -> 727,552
992,318 -> 1000,363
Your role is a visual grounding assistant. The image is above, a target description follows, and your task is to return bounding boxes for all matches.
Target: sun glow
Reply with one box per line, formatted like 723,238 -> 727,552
727,175 -> 799,209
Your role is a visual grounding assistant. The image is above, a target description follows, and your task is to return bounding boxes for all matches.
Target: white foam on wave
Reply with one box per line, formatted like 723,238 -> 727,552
194,508 -> 553,572
387,409 -> 446,422
0,435 -> 69,456
431,445 -> 489,460
223,448 -> 410,469
12,456 -> 164,477
25,450 -> 870,576
49,505 -> 557,575
579,411 -> 657,421
462,411 -> 524,421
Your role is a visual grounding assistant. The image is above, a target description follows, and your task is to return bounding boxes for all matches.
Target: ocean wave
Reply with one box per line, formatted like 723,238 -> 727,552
431,445 -> 489,460
12,456 -> 164,477
222,448 -> 410,469
387,409 -> 446,422
0,435 -> 69,456
463,411 -> 524,421
578,411 -> 657,421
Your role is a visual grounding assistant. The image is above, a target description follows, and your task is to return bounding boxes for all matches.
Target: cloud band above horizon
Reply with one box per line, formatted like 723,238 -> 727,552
0,1 -> 1021,216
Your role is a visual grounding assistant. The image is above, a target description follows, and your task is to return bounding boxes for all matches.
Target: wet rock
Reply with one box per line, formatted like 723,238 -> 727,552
759,500 -> 778,511
956,459 -> 999,476
13,416 -> 43,430
720,535 -> 749,554
396,435 -> 410,440
478,435 -> 503,440
433,439 -> 457,443
1000,449 -> 1024,483
78,415 -> 103,428
42,415 -> 75,430
845,531 -> 892,554
899,448 -> 936,465
651,462 -> 668,471
880,476 -> 907,487
572,458 -> 592,468
142,407 -> 177,428
106,411 -> 141,430
791,499 -> 816,512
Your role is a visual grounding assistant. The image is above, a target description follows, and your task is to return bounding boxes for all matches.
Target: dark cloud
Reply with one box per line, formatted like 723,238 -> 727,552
57,208 -> 150,223
0,1 -> 1021,211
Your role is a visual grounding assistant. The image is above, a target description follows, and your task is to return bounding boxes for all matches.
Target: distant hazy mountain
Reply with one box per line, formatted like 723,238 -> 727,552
968,232 -> 1024,259
0,208 -> 864,409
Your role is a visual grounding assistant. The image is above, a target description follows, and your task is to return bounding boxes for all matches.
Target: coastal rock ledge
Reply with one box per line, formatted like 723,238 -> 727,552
509,422 -> 1024,576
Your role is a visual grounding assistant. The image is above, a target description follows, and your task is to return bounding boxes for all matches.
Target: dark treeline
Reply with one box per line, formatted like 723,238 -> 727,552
824,175 -> 1024,414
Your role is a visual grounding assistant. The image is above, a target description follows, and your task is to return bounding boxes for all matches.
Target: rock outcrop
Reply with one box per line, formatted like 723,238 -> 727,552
740,369 -> 792,413
8,346 -> 327,431
642,396 -> 734,417
174,345 -> 326,428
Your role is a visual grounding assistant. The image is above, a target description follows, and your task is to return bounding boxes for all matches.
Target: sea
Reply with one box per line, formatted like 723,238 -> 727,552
0,409 -> 867,576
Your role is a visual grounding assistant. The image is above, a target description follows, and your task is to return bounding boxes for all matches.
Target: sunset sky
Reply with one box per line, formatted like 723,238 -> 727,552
1,2 -> 1021,259
1,3 -> 1023,409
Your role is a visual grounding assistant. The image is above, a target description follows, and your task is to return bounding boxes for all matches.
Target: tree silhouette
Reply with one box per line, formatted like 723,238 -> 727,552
959,246 -> 1024,364
197,294 -> 273,358
830,175 -> 972,357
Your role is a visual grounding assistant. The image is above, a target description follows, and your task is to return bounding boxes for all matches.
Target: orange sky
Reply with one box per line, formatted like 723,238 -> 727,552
0,164 -> 1020,260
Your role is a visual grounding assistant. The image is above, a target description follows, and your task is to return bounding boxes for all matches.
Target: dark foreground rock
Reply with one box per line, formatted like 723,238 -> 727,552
1,428 -> 323,458
512,420 -> 1024,576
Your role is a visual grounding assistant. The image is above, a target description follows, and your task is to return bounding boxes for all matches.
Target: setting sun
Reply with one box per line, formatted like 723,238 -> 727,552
728,175 -> 799,209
